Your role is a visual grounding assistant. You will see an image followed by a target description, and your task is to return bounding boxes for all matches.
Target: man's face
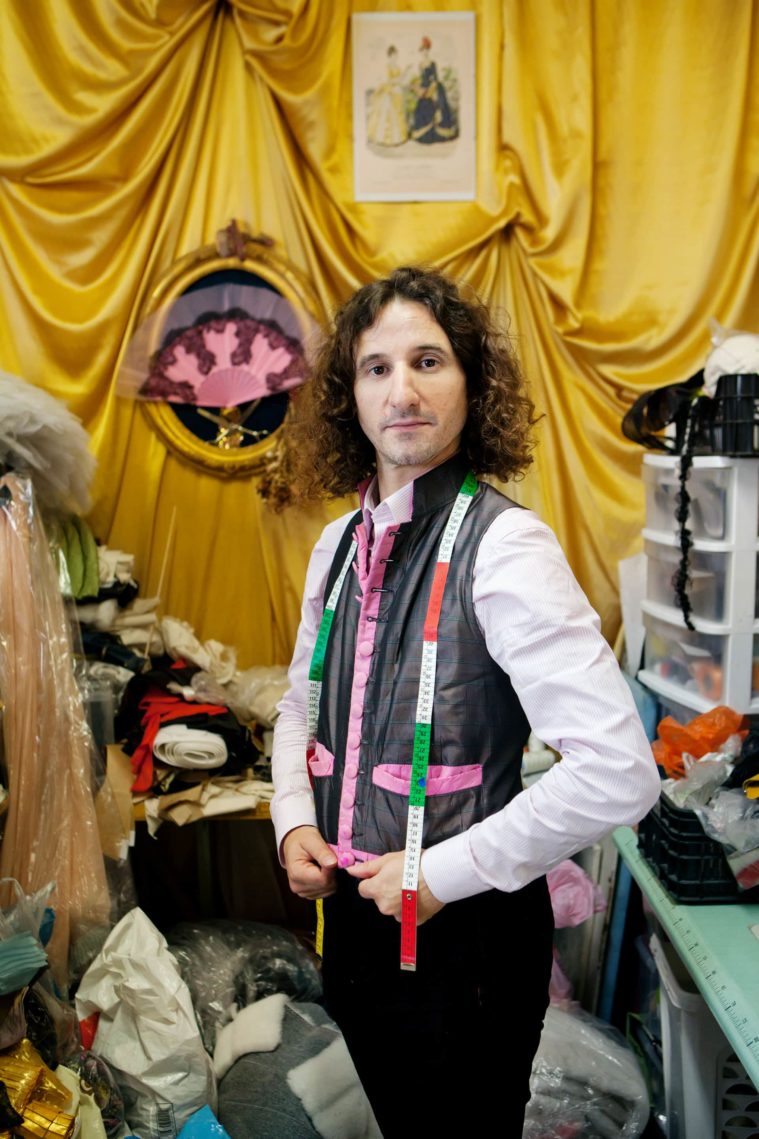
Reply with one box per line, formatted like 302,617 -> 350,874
353,298 -> 468,497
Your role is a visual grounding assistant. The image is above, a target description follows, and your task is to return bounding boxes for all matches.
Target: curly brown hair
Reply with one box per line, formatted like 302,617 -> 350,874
259,266 -> 538,507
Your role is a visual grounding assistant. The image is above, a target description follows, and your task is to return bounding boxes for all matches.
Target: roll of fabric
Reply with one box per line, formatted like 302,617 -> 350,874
153,724 -> 228,769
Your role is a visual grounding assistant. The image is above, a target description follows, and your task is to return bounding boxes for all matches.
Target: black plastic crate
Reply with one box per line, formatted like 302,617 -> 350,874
705,372 -> 759,456
638,794 -> 759,904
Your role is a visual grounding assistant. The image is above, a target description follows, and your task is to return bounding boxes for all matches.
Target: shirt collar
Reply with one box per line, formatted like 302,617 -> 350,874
358,474 -> 414,534
357,453 -> 471,534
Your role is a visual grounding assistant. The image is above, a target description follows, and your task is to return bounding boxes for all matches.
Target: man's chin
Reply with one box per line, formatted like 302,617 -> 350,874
384,444 -> 436,468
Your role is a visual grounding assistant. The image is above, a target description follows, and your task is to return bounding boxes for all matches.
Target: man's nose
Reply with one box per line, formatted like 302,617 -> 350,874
388,363 -> 419,407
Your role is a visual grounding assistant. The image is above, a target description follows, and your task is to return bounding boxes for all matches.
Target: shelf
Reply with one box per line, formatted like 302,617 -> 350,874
640,598 -> 748,636
132,798 -> 271,823
642,526 -> 759,554
614,826 -> 759,1092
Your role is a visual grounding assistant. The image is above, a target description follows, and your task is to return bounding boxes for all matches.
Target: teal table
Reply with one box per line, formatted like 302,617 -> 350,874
614,826 -> 759,1091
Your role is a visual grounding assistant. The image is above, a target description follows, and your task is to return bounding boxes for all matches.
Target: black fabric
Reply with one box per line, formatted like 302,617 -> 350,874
80,628 -> 147,673
0,1084 -> 23,1130
321,872 -> 554,1139
115,658 -> 258,776
115,658 -> 201,729
78,579 -> 140,609
621,370 -> 707,453
727,725 -> 759,789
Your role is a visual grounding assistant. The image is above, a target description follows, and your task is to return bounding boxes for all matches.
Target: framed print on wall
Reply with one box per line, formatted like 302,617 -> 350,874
352,11 -> 476,202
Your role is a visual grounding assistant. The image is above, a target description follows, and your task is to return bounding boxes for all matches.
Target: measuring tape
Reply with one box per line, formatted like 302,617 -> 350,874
307,538 -> 358,751
306,473 -> 478,972
307,539 -> 356,960
400,471 -> 478,970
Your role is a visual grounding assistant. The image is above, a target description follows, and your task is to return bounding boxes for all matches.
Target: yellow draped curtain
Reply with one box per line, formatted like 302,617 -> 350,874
1,0 -> 757,664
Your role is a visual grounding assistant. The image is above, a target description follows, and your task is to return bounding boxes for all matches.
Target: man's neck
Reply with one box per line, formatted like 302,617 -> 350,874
375,448 -> 461,504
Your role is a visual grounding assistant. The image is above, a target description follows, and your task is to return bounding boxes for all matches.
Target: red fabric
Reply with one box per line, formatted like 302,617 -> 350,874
79,1011 -> 99,1050
129,686 -> 228,792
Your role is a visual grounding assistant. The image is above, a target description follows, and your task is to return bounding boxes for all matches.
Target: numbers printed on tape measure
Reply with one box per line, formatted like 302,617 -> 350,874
398,478 -> 477,968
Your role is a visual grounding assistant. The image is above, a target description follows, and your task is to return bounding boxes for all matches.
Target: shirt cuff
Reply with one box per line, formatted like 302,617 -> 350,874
421,828 -> 493,904
270,797 -> 319,865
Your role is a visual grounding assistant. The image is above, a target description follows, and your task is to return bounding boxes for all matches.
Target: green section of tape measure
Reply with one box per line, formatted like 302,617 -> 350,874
409,722 -> 432,807
309,608 -> 335,682
462,470 -> 478,497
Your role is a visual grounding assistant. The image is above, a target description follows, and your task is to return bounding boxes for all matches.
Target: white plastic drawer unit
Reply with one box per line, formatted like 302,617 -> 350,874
639,454 -> 759,713
642,454 -> 759,544
641,602 -> 759,709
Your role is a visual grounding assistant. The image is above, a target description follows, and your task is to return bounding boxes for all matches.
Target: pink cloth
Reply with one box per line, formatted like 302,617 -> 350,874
547,860 -> 607,928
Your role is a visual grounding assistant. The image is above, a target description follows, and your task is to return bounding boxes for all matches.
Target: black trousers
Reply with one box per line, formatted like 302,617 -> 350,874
321,872 -> 554,1139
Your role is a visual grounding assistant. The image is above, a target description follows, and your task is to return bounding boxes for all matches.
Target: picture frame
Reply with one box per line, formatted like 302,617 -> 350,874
118,223 -> 323,477
352,12 -> 476,202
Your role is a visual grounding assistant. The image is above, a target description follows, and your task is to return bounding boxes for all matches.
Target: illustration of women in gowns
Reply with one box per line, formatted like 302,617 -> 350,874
410,37 -> 458,144
366,45 -> 408,147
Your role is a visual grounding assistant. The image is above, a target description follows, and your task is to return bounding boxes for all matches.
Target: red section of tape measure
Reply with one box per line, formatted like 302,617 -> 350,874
400,890 -> 418,970
423,563 -> 449,641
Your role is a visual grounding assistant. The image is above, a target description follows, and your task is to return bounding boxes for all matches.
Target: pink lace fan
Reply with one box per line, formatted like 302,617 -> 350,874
117,283 -> 313,407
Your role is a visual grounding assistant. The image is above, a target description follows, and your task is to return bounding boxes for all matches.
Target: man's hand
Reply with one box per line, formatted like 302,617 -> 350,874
346,850 -> 445,924
282,826 -> 338,900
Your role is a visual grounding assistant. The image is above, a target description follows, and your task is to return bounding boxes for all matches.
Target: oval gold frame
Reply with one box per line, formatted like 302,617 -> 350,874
139,227 -> 323,476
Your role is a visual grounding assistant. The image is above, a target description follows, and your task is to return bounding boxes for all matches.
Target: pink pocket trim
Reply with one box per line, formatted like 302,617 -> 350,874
371,763 -> 482,796
308,742 -> 334,777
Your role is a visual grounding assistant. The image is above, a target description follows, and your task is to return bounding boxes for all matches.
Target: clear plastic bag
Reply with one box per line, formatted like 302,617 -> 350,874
166,919 -> 323,1055
524,1005 -> 649,1139
662,752 -> 733,809
695,788 -> 759,889
190,667 -> 289,728
61,1048 -> 126,1137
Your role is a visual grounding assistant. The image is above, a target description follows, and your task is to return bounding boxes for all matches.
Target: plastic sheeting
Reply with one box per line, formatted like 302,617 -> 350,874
0,474 -> 111,990
167,919 -> 322,1055
524,1005 -> 649,1138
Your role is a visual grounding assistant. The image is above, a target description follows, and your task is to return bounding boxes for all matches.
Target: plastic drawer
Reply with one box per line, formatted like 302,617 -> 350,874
643,460 -> 733,541
645,538 -> 730,622
642,608 -> 728,703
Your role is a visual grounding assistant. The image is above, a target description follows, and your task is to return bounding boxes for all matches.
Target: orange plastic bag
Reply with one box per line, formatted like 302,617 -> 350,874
651,705 -> 747,779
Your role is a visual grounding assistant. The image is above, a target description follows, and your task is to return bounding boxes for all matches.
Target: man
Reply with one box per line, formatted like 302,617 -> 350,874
271,267 -> 660,1137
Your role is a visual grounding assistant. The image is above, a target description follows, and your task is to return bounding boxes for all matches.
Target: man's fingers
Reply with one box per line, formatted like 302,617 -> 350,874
346,858 -> 381,878
295,881 -> 337,900
296,829 -> 338,868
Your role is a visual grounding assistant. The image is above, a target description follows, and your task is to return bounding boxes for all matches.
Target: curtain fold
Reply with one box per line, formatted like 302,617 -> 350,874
1,0 -> 757,663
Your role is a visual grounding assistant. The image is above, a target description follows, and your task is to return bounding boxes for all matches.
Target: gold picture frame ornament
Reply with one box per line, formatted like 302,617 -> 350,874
138,222 -> 323,477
